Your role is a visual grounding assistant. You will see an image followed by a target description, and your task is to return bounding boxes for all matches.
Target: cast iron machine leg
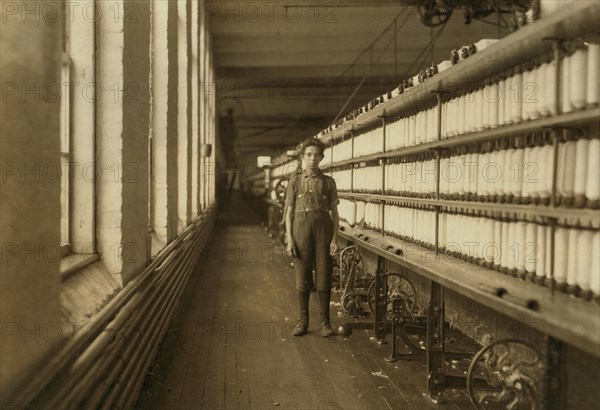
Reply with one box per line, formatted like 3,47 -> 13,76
545,337 -> 566,410
374,255 -> 387,342
385,297 -> 427,362
337,245 -> 372,335
427,280 -> 446,403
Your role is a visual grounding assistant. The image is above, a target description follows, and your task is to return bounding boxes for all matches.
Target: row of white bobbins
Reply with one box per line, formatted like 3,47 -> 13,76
338,199 -> 357,225
344,201 -> 377,230
322,40 -> 598,162
339,200 -> 437,247
386,107 -> 439,149
384,160 -> 437,195
326,138 -> 352,164
353,128 -> 384,158
337,199 -> 600,299
353,42 -> 600,151
440,137 -> 599,207
333,133 -> 599,208
352,166 -> 382,193
440,42 -> 599,138
341,200 -> 383,232
331,168 -> 352,191
440,213 -> 600,297
383,205 -> 437,246
439,146 -> 552,201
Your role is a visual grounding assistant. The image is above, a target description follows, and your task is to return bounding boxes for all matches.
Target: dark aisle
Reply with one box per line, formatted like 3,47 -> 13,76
135,193 -> 469,410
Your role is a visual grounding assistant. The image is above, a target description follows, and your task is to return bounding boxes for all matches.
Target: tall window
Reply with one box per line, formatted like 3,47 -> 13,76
60,52 -> 71,257
257,156 -> 271,168
148,0 -> 154,236
60,1 -> 96,264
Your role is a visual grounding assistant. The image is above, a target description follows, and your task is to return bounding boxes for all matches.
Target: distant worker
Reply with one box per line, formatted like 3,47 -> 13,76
219,108 -> 238,198
284,138 -> 340,337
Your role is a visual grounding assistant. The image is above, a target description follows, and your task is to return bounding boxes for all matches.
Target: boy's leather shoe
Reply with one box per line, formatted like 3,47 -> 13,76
319,322 -> 334,337
292,321 -> 308,336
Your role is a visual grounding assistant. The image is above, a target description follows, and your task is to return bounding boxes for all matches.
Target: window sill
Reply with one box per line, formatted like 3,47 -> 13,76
60,253 -> 100,281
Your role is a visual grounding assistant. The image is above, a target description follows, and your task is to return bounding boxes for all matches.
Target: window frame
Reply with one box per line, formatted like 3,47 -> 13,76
60,52 -> 72,258
59,1 -> 98,278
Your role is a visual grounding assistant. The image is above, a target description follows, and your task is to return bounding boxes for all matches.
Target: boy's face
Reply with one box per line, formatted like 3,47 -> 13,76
302,146 -> 324,171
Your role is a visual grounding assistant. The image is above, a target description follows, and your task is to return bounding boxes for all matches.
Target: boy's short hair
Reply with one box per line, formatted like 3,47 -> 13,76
299,138 -> 325,156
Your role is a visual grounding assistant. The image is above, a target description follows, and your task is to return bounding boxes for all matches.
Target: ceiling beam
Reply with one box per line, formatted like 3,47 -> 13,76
207,4 -> 405,24
217,83 -> 400,99
216,63 -> 435,81
212,33 -> 496,54
208,11 -> 403,36
215,48 -> 459,68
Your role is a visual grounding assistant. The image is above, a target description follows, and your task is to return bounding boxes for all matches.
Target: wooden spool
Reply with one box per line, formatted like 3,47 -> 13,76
554,227 -> 569,291
586,138 -> 600,208
559,139 -> 577,206
590,231 -> 600,297
475,86 -> 484,131
504,70 -> 514,125
574,138 -> 590,208
546,55 -> 558,116
561,53 -> 574,114
576,230 -> 593,293
535,224 -> 547,285
586,42 -> 600,106
566,228 -> 580,295
510,66 -> 523,124
570,46 -> 588,110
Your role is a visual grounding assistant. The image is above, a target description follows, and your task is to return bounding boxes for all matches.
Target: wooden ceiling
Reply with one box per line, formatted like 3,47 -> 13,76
209,0 -> 502,154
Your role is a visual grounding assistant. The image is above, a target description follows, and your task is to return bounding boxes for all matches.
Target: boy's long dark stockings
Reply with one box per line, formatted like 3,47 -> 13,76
318,290 -> 331,323
298,290 -> 331,324
298,291 -> 310,323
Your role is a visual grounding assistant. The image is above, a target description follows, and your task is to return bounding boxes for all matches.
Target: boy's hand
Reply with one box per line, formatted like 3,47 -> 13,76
330,242 -> 338,256
286,242 -> 297,258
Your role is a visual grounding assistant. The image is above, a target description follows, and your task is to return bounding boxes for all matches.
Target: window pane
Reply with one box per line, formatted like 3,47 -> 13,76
60,54 -> 70,248
257,156 -> 271,168
60,56 -> 70,154
61,153 -> 69,246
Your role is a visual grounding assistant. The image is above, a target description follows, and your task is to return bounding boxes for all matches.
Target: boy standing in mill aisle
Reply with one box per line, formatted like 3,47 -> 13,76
285,138 -> 340,337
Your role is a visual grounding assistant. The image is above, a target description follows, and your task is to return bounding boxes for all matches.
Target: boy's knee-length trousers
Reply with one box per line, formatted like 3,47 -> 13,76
292,210 -> 334,292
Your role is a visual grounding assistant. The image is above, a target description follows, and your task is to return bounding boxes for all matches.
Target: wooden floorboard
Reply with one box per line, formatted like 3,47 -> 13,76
135,195 -> 476,410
